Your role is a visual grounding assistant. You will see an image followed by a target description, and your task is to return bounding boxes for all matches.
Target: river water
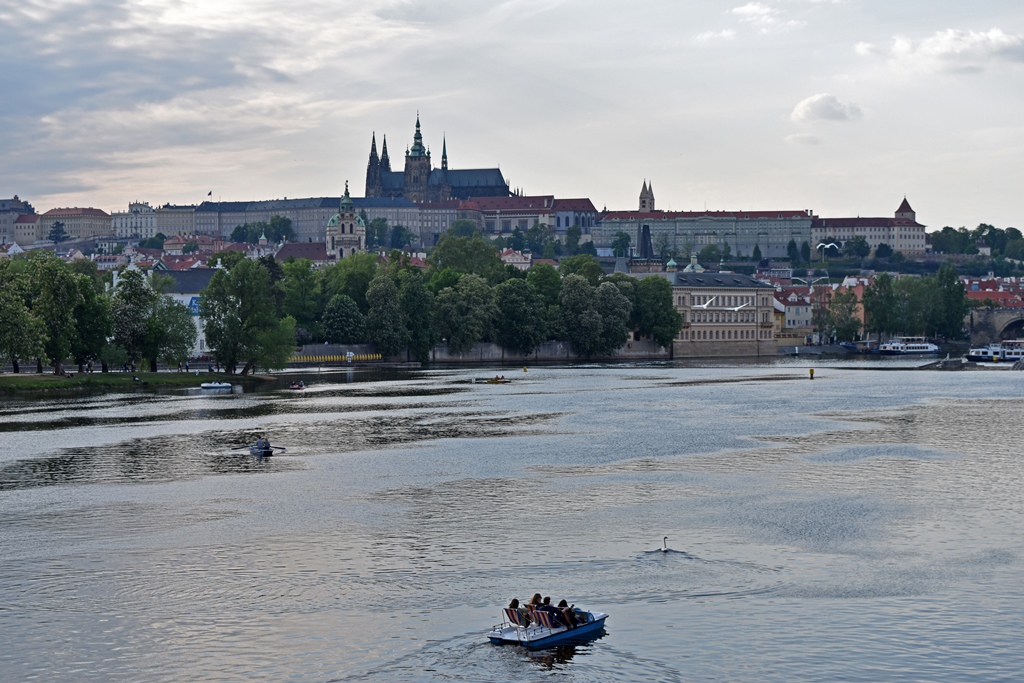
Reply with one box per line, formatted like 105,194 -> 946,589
1,361 -> 1022,682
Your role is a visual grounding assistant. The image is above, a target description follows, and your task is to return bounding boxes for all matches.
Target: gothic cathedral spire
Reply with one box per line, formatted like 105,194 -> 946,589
441,135 -> 448,171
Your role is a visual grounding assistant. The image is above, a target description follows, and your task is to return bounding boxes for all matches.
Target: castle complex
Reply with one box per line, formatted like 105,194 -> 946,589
364,115 -> 510,203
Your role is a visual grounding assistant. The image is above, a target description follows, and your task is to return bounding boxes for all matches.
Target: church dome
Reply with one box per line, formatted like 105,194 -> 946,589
327,213 -> 340,227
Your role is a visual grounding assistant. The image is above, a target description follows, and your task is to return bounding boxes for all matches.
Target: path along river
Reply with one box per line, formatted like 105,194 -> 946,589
1,360 -> 1022,682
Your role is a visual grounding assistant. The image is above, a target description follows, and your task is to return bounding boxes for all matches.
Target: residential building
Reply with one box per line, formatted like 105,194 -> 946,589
13,214 -> 42,245
499,249 -> 531,271
811,198 -> 927,255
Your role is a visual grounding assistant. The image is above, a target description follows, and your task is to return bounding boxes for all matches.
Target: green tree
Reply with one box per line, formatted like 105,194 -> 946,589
281,258 -> 322,334
200,259 -> 294,374
875,243 -> 893,259
787,239 -> 801,264
29,254 -> 83,374
525,224 -> 550,254
112,270 -> 157,366
602,272 -> 639,328
321,252 -> 378,313
827,290 -> 861,342
611,231 -> 632,257
139,234 -> 166,250
182,240 -> 199,254
936,263 -> 967,339
801,241 -> 812,262
698,244 -> 721,264
209,250 -> 246,270
595,281 -> 632,354
527,263 -> 562,308
70,274 -> 112,372
322,293 -> 365,344
843,235 -> 871,259
0,288 -> 46,373
559,254 -> 604,286
494,278 -> 546,354
428,232 -> 506,285
448,219 -> 480,238
559,275 -> 603,357
364,275 -> 409,357
634,276 -> 683,347
426,266 -> 463,295
434,274 -> 496,354
862,273 -> 897,339
144,297 -> 197,371
366,217 -> 390,249
397,269 -> 436,363
48,221 -> 69,243
751,244 -> 763,262
565,225 -> 582,256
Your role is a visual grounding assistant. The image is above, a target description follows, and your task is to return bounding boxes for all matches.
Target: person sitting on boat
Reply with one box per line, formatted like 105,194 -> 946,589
537,596 -> 565,626
261,436 -> 271,451
508,598 -> 531,626
557,599 -> 578,629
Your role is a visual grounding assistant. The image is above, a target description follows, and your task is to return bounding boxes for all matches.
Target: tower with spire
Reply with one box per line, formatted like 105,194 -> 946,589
365,133 -> 382,197
639,180 -> 656,212
403,113 -> 432,202
326,180 -> 365,259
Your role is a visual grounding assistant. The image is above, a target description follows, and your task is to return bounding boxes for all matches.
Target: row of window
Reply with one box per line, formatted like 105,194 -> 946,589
689,311 -> 755,323
680,329 -> 771,340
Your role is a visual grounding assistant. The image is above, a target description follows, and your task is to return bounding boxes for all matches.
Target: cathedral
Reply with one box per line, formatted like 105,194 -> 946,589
364,115 -> 510,203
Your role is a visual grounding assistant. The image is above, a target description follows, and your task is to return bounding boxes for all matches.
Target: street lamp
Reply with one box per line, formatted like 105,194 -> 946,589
817,242 -> 838,263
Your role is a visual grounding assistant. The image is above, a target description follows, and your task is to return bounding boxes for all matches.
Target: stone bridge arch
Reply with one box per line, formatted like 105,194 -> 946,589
967,308 -> 1024,344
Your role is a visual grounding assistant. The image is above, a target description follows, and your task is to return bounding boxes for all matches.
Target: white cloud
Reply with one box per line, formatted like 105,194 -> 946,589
695,29 -> 736,42
887,28 -> 1024,74
785,133 -> 822,145
729,2 -> 804,33
854,41 -> 876,56
790,93 -> 862,122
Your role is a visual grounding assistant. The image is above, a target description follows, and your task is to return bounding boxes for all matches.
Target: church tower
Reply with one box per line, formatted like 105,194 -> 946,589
403,114 -> 432,203
365,133 -> 382,198
639,180 -> 655,212
895,197 -> 916,222
327,181 -> 365,259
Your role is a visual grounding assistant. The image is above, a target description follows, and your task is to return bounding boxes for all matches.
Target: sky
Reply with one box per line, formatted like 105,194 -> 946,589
2,0 -> 1023,231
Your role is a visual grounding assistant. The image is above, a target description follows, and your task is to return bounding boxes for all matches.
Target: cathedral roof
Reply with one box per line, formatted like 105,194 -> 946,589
430,168 -> 507,188
896,197 -> 914,214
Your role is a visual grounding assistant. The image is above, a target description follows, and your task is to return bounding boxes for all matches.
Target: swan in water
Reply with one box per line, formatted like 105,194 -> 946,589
661,536 -> 670,553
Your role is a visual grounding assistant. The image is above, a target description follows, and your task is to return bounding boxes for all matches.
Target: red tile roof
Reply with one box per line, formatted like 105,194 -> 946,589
552,198 -> 597,212
604,210 -> 813,220
14,214 -> 38,223
41,207 -> 110,218
467,195 -> 556,211
896,197 -> 914,213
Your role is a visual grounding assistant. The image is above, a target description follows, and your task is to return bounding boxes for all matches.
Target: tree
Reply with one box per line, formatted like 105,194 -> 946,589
634,276 -> 683,347
209,250 -> 246,270
397,270 -> 436,363
787,239 -> 801,264
595,281 -> 632,354
875,243 -> 893,259
752,244 -> 762,262
281,258 -> 321,334
29,254 -> 83,374
559,254 -> 604,286
578,241 -> 597,256
70,274 -> 112,372
48,221 -> 69,243
200,259 -> 294,374
827,290 -> 861,342
602,272 -> 639,328
525,223 -> 550,254
565,225 -> 582,256
139,235 -> 166,250
559,275 -> 603,357
112,269 -> 158,366
801,241 -> 812,262
390,225 -> 415,249
448,219 -> 480,238
322,293 -> 365,344
936,263 -> 967,339
428,232 -> 506,285
654,232 -> 672,260
843,235 -> 871,259
144,297 -> 197,371
0,289 -> 46,373
862,273 -> 897,339
366,218 -> 390,249
364,275 -> 409,357
426,267 -> 463,295
321,252 -> 378,313
182,240 -> 199,254
528,263 -> 562,308
434,274 -> 496,354
494,278 -> 546,355
698,244 -> 721,264
611,232 -> 631,257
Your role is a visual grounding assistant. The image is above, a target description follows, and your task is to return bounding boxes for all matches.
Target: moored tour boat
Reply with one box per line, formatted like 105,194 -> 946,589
488,608 -> 608,649
877,337 -> 940,355
965,340 -> 1024,363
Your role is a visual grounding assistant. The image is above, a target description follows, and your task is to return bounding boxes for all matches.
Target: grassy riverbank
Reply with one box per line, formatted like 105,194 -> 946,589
0,371 -> 276,395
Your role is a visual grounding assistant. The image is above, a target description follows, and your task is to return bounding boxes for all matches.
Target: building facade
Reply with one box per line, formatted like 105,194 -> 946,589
811,198 -> 927,255
364,116 -> 510,203
154,204 -> 196,237
40,208 -> 113,240
597,182 -> 814,259
112,202 -> 157,239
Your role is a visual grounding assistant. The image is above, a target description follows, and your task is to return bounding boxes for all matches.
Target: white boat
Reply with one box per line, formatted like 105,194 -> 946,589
877,337 -> 940,355
965,339 -> 1024,363
488,608 -> 608,649
199,381 -> 232,390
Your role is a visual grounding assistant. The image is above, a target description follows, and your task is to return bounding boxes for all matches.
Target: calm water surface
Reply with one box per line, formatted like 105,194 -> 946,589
1,361 -> 1022,682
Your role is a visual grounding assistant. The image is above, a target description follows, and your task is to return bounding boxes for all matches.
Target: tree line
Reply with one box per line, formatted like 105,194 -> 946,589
198,232 -> 683,373
0,252 -> 196,374
821,264 -> 967,342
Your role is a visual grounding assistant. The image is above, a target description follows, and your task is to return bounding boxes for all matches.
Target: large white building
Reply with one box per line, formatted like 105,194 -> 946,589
811,198 -> 927,255
112,202 -> 156,238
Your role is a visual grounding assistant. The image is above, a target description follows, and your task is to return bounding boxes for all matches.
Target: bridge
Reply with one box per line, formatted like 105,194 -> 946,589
966,307 -> 1024,344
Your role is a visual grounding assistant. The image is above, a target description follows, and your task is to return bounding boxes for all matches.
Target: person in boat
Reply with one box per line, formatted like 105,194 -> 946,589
557,599 -> 578,629
537,596 -> 565,626
508,598 -> 531,626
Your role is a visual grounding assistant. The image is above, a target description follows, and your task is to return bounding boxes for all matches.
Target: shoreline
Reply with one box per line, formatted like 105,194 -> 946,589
0,371 -> 277,395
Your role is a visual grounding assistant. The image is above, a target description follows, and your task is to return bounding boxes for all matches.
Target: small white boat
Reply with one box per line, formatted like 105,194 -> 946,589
488,608 -> 608,649
200,382 -> 232,390
878,337 -> 940,355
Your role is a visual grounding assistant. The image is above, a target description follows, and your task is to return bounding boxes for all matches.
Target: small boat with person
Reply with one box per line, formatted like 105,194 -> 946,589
200,381 -> 232,390
233,437 -> 285,458
877,337 -> 940,355
488,602 -> 608,649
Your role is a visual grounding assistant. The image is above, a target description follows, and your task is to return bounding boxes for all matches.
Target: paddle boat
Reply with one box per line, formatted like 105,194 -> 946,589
200,381 -> 232,390
488,607 -> 608,649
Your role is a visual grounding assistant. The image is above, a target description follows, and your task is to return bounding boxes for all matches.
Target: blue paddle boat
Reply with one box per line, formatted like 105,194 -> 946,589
488,607 -> 608,649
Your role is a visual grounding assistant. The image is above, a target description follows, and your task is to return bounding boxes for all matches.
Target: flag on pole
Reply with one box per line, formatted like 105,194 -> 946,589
207,191 -> 212,196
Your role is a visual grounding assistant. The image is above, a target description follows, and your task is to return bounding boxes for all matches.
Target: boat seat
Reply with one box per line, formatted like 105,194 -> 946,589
532,610 -> 557,629
504,608 -> 527,627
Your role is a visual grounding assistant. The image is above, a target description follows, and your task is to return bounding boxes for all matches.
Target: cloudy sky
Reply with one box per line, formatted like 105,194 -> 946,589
2,0 -> 1022,230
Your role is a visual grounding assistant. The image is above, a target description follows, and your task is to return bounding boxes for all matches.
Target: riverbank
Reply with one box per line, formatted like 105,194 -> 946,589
0,371 -> 276,395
